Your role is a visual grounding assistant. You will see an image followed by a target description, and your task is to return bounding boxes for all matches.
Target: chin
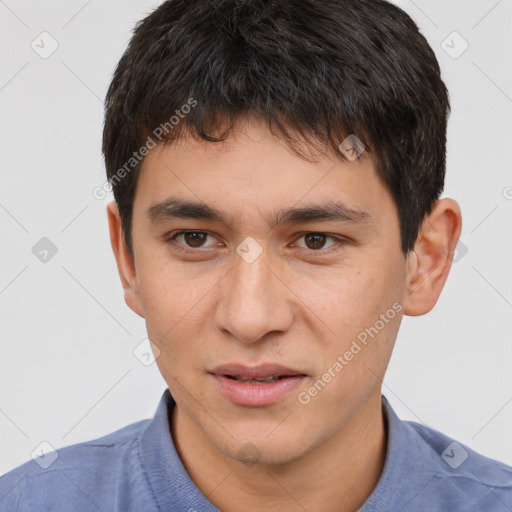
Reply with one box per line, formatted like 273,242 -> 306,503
219,428 -> 313,467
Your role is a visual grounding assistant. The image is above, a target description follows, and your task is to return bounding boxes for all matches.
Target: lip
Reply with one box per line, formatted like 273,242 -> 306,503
210,364 -> 306,379
209,364 -> 307,407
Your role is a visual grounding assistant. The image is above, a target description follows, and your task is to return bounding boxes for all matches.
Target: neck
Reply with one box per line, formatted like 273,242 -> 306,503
171,390 -> 387,512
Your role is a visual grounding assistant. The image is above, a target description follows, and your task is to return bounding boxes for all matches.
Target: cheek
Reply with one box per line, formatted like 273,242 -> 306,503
291,258 -> 402,370
136,258 -> 225,378
136,261 -> 202,350
137,248 -> 204,317
288,264 -> 387,332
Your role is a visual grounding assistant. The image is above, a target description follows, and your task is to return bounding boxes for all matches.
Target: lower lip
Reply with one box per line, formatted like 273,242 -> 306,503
211,374 -> 306,406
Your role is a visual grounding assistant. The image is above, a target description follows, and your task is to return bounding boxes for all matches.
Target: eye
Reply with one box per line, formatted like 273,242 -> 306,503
168,231 -> 221,249
166,230 -> 345,254
293,232 -> 341,251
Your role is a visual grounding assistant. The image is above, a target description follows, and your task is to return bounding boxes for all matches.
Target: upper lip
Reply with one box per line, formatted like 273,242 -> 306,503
210,364 -> 306,379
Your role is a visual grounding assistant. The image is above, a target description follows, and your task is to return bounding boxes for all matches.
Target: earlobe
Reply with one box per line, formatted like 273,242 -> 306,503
403,198 -> 462,316
106,201 -> 145,318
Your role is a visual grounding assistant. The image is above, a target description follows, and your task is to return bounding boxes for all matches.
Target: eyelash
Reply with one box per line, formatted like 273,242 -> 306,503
165,230 -> 347,255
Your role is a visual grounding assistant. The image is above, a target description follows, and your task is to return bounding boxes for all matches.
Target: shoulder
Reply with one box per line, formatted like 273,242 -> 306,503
403,419 -> 512,510
0,419 -> 151,512
370,397 -> 512,511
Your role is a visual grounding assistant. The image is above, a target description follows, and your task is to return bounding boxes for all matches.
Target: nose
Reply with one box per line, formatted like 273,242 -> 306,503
214,247 -> 294,344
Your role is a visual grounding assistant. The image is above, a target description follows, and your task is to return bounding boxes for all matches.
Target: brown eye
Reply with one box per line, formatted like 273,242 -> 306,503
183,231 -> 208,247
169,231 -> 218,249
294,232 -> 340,252
304,233 -> 328,250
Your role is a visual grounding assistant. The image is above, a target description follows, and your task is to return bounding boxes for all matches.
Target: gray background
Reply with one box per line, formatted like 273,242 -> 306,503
1,0 -> 511,475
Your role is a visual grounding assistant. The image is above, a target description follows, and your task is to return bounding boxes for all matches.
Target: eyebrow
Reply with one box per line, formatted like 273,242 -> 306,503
147,197 -> 373,228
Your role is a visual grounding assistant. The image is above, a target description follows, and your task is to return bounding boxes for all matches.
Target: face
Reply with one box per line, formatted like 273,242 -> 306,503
119,117 -> 411,465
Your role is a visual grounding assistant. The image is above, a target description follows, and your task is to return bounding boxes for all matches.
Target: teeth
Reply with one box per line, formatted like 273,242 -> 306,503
231,376 -> 282,383
254,376 -> 279,383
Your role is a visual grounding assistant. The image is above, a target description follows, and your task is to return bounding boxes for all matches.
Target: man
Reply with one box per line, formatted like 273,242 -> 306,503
1,0 -> 511,510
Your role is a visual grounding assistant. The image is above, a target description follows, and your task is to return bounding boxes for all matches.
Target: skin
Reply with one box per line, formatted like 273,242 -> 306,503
107,116 -> 462,511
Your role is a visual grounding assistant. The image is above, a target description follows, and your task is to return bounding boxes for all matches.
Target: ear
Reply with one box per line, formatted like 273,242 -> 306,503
106,201 -> 145,318
403,198 -> 462,316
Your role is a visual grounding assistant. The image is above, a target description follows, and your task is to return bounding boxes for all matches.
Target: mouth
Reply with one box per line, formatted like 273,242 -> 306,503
209,364 -> 308,406
223,375 -> 299,384
210,363 -> 307,381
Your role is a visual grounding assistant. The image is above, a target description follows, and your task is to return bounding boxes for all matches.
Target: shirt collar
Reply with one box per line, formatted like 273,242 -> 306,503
139,389 -> 221,511
358,395 -> 412,511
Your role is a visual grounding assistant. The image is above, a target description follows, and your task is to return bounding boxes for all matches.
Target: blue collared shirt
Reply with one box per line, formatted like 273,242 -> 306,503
1,389 -> 511,511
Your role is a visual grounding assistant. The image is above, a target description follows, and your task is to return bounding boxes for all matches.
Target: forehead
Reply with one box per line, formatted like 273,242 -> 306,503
133,118 -> 397,231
